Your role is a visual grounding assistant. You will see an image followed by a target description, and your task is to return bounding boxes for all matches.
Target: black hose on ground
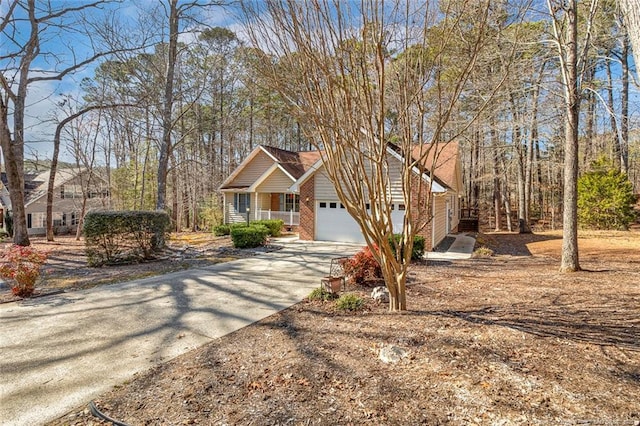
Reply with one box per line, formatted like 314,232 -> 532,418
88,401 -> 130,426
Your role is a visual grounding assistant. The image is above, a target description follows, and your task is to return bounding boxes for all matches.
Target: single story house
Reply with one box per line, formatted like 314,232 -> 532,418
220,143 -> 463,250
0,168 -> 110,236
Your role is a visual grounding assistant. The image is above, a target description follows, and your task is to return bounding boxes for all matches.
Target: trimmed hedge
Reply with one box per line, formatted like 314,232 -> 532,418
230,224 -> 269,248
215,220 -> 283,238
251,219 -> 283,237
84,210 -> 170,266
213,224 -> 231,236
389,234 -> 425,261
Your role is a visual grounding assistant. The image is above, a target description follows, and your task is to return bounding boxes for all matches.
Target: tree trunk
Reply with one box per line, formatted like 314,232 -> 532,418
620,32 -> 629,174
514,124 -> 529,234
557,0 -> 581,272
500,152 -> 513,232
606,61 -> 621,169
1,100 -> 28,245
489,117 -> 502,231
619,0 -> 640,82
156,0 -> 179,211
583,76 -> 595,167
535,139 -> 544,222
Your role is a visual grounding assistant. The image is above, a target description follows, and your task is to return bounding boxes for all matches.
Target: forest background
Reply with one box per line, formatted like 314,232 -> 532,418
1,0 -> 639,241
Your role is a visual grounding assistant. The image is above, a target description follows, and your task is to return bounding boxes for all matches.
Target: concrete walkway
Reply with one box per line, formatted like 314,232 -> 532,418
0,240 -> 360,426
425,233 -> 476,260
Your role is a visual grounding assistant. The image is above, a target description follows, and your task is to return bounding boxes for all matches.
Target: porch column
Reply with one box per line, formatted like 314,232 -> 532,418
254,192 -> 258,221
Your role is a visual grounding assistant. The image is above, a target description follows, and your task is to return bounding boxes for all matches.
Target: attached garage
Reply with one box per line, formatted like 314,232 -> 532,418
314,200 -> 408,244
315,200 -> 366,244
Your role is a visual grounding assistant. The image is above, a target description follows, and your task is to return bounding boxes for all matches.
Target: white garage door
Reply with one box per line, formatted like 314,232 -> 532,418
315,201 -> 408,243
315,201 -> 366,244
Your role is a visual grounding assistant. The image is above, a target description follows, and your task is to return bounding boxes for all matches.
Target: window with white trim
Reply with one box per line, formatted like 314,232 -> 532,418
234,193 -> 250,213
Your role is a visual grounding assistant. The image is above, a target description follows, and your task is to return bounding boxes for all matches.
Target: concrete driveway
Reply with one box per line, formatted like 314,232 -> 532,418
0,240 -> 360,426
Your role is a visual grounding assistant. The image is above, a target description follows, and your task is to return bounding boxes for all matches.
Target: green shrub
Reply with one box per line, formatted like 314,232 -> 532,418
308,287 -> 337,301
84,210 -> 170,266
388,234 -> 425,261
230,224 -> 269,248
341,245 -> 382,286
251,219 -> 283,237
335,293 -> 364,310
578,158 -> 638,230
213,224 -> 231,236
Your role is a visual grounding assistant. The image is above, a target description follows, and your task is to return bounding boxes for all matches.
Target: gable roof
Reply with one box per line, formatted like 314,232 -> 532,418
410,141 -> 460,191
290,143 -> 460,194
261,146 -> 322,180
1,168 -> 107,209
219,145 -> 322,191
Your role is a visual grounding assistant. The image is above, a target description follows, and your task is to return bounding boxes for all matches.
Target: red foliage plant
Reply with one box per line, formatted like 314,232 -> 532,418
341,244 -> 383,286
0,245 -> 48,297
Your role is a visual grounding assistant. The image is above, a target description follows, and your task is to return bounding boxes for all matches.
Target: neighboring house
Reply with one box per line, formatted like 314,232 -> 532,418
220,142 -> 463,250
0,168 -> 111,236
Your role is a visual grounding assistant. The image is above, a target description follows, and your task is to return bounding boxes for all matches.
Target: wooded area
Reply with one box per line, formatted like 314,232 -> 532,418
1,0 -> 638,248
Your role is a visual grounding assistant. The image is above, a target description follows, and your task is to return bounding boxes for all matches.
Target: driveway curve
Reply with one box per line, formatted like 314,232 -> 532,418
0,240 -> 359,426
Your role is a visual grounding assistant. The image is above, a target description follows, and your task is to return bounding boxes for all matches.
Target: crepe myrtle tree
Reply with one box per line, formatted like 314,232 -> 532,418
242,0 -> 519,311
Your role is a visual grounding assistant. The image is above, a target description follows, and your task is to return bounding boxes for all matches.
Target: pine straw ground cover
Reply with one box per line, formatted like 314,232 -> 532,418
49,231 -> 640,425
0,233 -> 253,303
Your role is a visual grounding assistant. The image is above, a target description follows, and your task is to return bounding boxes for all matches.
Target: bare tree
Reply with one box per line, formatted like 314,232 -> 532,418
155,0 -> 224,213
0,0 -> 131,245
243,0 -> 517,310
619,0 -> 640,82
547,0 -> 599,272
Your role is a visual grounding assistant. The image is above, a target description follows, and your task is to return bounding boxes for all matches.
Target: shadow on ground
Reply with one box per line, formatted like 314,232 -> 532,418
486,232 -> 562,256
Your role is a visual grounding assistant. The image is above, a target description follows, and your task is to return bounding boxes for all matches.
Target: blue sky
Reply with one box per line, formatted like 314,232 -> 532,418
1,0 -> 237,161
2,0 -> 639,163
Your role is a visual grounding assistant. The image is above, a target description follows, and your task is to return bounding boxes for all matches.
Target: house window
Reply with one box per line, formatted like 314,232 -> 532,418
53,212 -> 63,227
71,212 -> 79,226
398,204 -> 406,211
279,193 -> 299,212
60,184 -> 82,199
329,202 -> 337,208
340,204 -> 345,209
319,202 -> 327,208
28,212 -> 45,228
234,193 -> 250,213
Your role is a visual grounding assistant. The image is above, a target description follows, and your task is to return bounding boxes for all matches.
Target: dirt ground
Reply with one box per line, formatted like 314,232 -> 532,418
0,233 -> 254,303
8,230 -> 640,425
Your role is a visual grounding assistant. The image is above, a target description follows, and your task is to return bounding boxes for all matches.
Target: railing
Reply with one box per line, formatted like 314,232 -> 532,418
257,209 -> 300,226
460,208 -> 479,219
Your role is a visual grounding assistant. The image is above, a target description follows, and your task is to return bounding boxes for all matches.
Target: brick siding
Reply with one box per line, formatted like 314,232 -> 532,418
299,176 -> 315,240
410,177 -> 434,251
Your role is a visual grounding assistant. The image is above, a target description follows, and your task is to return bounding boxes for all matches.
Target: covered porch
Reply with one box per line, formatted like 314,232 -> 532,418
224,191 -> 300,226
